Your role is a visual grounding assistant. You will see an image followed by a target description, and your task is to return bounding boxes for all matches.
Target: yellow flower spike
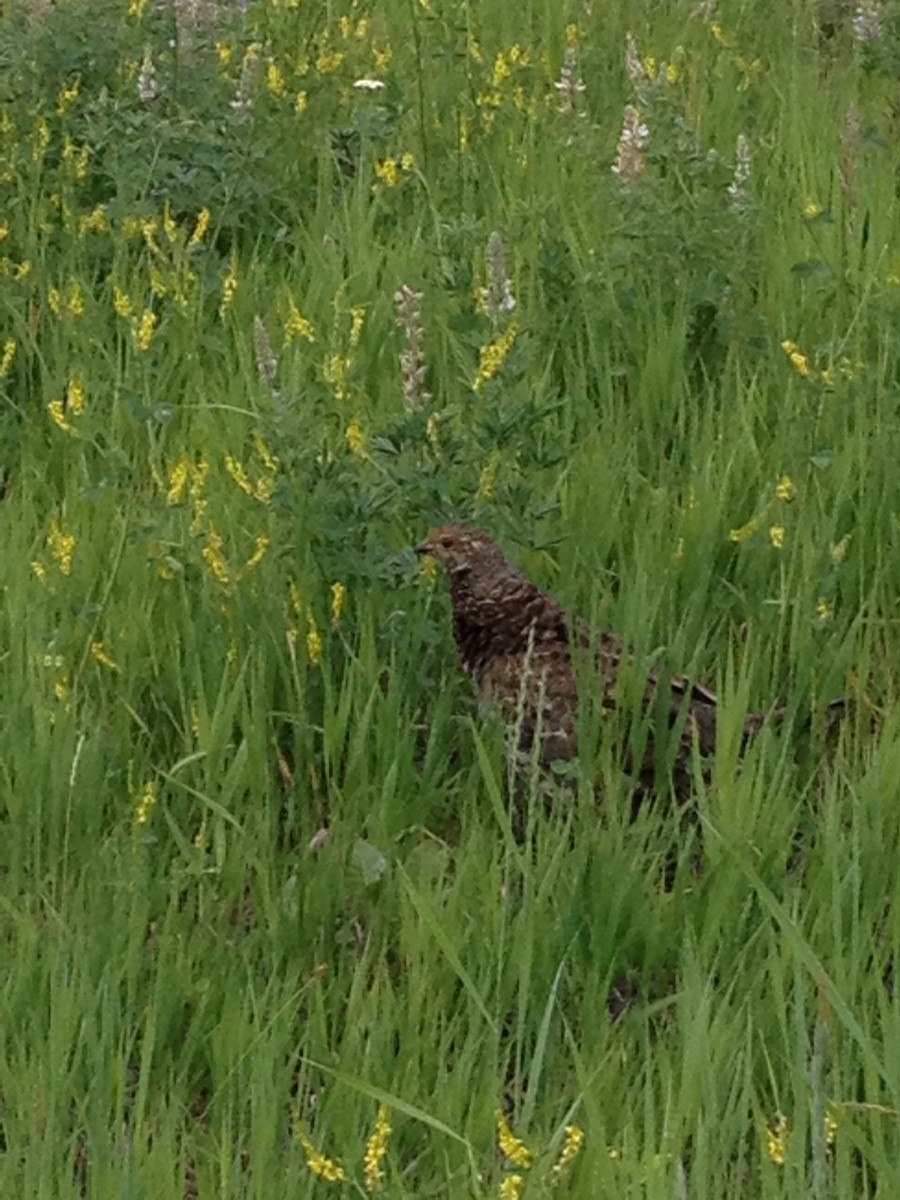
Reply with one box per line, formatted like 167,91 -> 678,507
824,1110 -> 837,1147
243,534 -> 270,573
253,434 -> 279,473
189,206 -> 211,246
133,308 -> 158,351
284,300 -> 316,344
216,41 -> 232,65
66,280 -> 85,317
426,412 -> 440,452
48,519 -> 75,575
816,598 -> 833,621
113,286 -> 134,319
266,61 -> 287,98
345,418 -> 367,459
499,1175 -> 524,1199
374,157 -> 400,187
831,534 -> 850,563
296,1123 -> 340,1180
289,580 -> 302,616
774,474 -> 795,502
400,150 -> 416,172
220,257 -> 239,317
91,641 -> 119,671
373,45 -> 392,74
316,50 -> 345,74
133,781 -> 158,826
496,1110 -> 534,1169
474,321 -> 518,391
349,305 -> 366,346
363,1104 -> 391,1193
295,91 -> 308,113
710,21 -> 735,47
766,1114 -> 789,1165
330,581 -> 346,628
728,512 -> 764,544
167,457 -> 190,505
476,450 -> 501,501
551,1124 -> 585,1179
225,453 -> 254,497
769,524 -> 785,550
306,615 -> 323,667
202,528 -> 231,588
803,198 -> 823,220
48,400 -> 74,434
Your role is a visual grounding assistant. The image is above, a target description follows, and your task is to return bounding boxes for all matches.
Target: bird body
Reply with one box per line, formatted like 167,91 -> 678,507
416,524 -> 820,801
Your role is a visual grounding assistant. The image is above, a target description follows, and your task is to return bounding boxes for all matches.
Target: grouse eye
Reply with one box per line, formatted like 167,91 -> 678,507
439,535 -> 454,548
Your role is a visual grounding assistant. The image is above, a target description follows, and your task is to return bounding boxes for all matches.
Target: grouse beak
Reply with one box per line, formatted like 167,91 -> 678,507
414,538 -> 431,558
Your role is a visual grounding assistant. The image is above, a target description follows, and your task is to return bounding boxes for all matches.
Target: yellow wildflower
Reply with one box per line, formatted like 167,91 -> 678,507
426,412 -> 440,451
0,222 -> 7,243
295,91 -> 308,113
253,433 -> 279,475
769,524 -> 785,550
565,23 -> 581,45
202,528 -> 231,588
149,265 -> 168,298
66,280 -> 85,317
330,581 -> 346,628
325,354 -> 350,401
644,55 -> 658,80
48,286 -> 61,316
316,50 -> 345,74
551,1124 -> 585,1179
816,598 -> 833,621
803,198 -> 823,220
349,305 -> 366,346
363,1104 -> 391,1192
781,339 -> 810,378
419,555 -> 438,586
306,615 -> 323,667
295,1124 -> 342,1181
339,14 -> 353,38
400,150 -> 416,172
47,518 -> 75,575
220,257 -> 239,317
496,1111 -> 534,1169
134,781 -> 158,826
499,1175 -> 524,1199
474,320 -> 518,390
113,286 -> 134,319
243,534 -> 270,573
775,474 -> 794,502
56,76 -> 81,115
346,418 -> 366,459
134,308 -> 158,351
48,401 -> 74,434
710,21 -> 735,47
476,450 -> 500,501
67,375 -> 85,416
285,300 -> 316,344
729,512 -> 764,544
91,641 -> 119,671
189,458 -> 210,534
0,338 -> 16,377
167,457 -> 190,505
289,580 -> 302,616
825,1111 -> 837,1146
32,116 -> 50,160
78,205 -> 109,236
766,1114 -> 788,1165
266,61 -> 287,98
128,0 -> 150,15
375,157 -> 400,187
492,52 -> 511,87
225,453 -> 254,497
190,206 -> 211,246
820,366 -> 835,385
31,560 -> 47,584
216,41 -> 232,65
373,45 -> 392,73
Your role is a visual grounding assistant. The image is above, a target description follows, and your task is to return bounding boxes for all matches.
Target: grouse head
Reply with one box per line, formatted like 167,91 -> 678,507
415,524 -> 505,577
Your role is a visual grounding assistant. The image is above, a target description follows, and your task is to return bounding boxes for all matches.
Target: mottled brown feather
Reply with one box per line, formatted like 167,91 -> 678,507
417,523 -> 803,802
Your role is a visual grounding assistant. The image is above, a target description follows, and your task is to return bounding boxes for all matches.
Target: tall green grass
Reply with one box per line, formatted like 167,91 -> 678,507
2,0 -> 900,1194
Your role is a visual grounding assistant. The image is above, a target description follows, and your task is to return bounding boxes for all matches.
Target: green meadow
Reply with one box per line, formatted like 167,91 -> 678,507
3,0 -> 900,1194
